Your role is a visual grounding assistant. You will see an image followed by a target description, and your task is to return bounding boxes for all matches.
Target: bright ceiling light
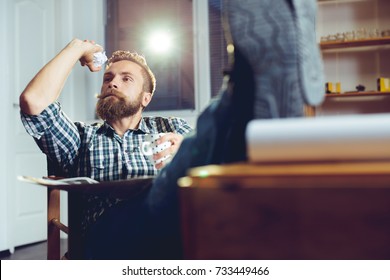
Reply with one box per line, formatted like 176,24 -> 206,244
148,30 -> 173,54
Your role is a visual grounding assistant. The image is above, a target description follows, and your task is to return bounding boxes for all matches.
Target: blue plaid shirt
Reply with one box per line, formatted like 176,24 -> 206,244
21,102 -> 193,181
21,102 -> 193,230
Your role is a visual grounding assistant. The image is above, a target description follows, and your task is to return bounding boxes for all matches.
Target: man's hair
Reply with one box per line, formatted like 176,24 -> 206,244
107,51 -> 156,95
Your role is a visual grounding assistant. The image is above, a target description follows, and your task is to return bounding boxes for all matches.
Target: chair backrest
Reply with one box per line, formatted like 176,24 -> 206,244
47,157 -> 67,178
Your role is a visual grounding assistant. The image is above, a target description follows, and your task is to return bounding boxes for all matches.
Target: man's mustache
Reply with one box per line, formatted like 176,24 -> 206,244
97,89 -> 126,100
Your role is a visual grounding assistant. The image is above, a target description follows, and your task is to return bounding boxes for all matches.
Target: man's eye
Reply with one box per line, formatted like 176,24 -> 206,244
123,76 -> 133,82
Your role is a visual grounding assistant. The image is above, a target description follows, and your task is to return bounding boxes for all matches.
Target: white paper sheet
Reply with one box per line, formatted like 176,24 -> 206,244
246,113 -> 390,162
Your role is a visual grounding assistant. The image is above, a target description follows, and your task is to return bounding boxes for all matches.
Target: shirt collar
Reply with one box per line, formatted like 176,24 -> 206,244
137,118 -> 153,134
96,121 -> 115,136
97,118 -> 152,136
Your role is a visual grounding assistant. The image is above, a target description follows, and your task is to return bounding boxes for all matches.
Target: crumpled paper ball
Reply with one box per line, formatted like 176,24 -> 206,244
93,51 -> 108,67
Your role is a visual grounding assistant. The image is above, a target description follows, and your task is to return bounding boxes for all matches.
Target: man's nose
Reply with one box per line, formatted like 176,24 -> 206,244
108,81 -> 118,89
108,76 -> 119,89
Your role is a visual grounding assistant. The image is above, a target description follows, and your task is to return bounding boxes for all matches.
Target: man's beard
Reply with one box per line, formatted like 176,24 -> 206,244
96,89 -> 143,122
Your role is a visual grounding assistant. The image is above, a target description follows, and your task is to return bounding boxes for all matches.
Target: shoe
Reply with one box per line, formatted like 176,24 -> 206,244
224,0 -> 325,119
213,0 -> 325,162
291,0 -> 325,106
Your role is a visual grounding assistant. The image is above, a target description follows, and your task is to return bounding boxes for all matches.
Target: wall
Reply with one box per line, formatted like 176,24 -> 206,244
54,0 -> 105,121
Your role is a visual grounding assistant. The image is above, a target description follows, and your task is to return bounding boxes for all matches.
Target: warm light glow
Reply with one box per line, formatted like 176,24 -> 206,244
147,30 -> 173,54
227,43 -> 234,54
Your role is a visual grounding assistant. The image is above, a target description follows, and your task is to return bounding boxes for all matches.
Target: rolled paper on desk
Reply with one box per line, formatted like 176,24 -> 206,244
246,113 -> 390,162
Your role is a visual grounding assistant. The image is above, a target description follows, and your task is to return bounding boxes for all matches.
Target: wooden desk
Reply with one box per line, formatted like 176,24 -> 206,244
178,161 -> 390,259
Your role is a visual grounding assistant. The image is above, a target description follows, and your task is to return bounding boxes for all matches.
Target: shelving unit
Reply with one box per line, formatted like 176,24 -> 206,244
312,0 -> 390,116
325,91 -> 390,98
320,37 -> 390,50
318,0 -> 371,3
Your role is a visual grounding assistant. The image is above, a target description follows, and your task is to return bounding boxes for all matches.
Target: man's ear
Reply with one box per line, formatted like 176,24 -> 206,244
142,92 -> 152,107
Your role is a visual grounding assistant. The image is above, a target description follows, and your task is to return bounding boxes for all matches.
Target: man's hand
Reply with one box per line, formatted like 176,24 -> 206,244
153,133 -> 184,169
78,39 -> 105,72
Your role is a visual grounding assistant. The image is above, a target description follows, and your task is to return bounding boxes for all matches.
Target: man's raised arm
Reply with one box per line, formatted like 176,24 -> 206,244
19,38 -> 103,115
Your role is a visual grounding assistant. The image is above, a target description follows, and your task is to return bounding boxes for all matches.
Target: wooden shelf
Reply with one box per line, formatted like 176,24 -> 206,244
318,0 -> 370,4
325,91 -> 390,98
320,37 -> 390,50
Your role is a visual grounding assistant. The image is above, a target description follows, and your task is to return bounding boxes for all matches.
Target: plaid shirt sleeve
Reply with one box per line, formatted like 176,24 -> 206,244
142,116 -> 193,135
20,102 -> 81,169
165,117 -> 192,135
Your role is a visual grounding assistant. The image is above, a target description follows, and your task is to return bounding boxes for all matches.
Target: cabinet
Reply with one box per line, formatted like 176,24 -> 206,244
179,162 -> 390,259
313,0 -> 390,116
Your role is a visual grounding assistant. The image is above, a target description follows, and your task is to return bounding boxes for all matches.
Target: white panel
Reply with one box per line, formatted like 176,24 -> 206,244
0,0 -> 10,252
11,0 -> 55,248
13,154 -> 47,246
15,0 -> 53,135
14,1 -> 49,98
15,154 -> 47,216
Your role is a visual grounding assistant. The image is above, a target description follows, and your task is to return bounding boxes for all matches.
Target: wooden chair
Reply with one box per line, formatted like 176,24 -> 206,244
178,161 -> 390,259
45,158 -> 154,259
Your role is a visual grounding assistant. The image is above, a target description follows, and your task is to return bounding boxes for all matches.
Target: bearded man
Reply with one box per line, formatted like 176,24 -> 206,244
19,40 -> 192,245
20,39 -> 192,181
